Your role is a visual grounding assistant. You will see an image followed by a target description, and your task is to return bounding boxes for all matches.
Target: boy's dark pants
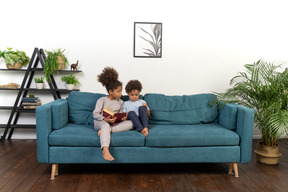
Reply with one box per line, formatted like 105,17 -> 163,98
127,106 -> 149,131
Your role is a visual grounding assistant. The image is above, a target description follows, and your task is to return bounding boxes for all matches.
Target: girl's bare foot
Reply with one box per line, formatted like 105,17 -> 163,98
98,130 -> 101,136
102,147 -> 114,161
141,127 -> 149,137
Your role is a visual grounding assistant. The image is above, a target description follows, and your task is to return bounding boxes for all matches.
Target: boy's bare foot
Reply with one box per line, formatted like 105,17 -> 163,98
141,127 -> 149,137
102,147 -> 114,161
98,130 -> 101,136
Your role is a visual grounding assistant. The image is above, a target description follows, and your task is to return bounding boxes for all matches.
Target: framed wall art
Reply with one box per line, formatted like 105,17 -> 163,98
134,22 -> 162,58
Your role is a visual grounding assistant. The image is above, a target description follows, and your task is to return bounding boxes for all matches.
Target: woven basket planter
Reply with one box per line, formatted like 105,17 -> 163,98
6,62 -> 22,69
254,142 -> 282,165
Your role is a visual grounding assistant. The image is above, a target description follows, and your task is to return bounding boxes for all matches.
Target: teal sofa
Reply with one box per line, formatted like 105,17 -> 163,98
36,91 -> 254,179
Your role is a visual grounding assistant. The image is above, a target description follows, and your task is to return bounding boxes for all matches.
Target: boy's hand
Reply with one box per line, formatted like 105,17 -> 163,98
142,103 -> 151,116
104,116 -> 117,124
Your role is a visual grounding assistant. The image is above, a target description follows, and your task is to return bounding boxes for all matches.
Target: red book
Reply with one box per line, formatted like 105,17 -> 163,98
102,108 -> 127,125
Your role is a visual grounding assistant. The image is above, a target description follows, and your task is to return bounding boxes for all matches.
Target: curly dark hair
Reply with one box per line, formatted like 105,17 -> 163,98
125,80 -> 142,93
97,67 -> 122,92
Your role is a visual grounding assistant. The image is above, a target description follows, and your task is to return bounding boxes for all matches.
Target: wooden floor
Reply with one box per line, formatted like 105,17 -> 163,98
0,140 -> 287,192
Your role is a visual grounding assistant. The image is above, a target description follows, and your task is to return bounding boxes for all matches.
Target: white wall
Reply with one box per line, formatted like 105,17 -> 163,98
1,0 -> 288,139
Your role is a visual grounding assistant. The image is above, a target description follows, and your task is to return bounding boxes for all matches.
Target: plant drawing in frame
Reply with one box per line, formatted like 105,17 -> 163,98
134,22 -> 162,58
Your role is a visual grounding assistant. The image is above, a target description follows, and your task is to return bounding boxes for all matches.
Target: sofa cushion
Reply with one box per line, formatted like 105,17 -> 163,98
219,103 -> 238,130
49,123 -> 145,147
146,124 -> 239,147
144,94 -> 218,125
67,91 -> 106,125
51,100 -> 68,130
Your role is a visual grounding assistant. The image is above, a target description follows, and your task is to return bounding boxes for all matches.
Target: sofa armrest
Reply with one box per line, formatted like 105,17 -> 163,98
235,105 -> 255,163
36,99 -> 68,163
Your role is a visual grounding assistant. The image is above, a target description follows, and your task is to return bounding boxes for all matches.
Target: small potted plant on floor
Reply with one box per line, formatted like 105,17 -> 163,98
0,47 -> 30,69
61,75 -> 79,90
44,48 -> 69,83
212,59 -> 288,165
34,77 -> 45,89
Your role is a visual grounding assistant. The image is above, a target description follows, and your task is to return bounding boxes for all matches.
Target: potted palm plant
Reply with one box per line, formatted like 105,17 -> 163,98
212,59 -> 288,165
44,48 -> 69,83
0,47 -> 30,69
34,77 -> 45,89
61,75 -> 79,90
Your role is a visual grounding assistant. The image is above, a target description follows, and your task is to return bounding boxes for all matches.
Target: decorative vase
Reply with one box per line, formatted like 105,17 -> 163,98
66,84 -> 74,90
57,56 -> 64,70
254,142 -> 282,165
6,62 -> 22,69
36,83 -> 44,89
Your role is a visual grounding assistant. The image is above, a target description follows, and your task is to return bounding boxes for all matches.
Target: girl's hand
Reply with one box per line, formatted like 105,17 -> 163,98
121,115 -> 128,121
142,103 -> 148,108
104,116 -> 117,124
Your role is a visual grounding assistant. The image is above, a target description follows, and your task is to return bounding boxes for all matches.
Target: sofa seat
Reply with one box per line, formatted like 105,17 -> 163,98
146,124 -> 240,147
49,123 -> 145,147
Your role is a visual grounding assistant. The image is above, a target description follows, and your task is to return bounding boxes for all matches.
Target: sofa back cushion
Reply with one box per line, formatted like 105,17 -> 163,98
52,99 -> 69,129
144,93 -> 218,125
66,91 -> 144,125
219,103 -> 238,130
67,91 -> 106,125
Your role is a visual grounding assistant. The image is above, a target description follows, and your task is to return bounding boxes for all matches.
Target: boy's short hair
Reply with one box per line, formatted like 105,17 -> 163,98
125,80 -> 142,93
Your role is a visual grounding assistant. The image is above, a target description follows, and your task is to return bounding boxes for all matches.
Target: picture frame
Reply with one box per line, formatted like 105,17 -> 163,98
134,22 -> 162,58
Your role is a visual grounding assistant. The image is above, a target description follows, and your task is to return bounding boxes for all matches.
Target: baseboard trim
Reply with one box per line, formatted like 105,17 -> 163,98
252,135 -> 262,139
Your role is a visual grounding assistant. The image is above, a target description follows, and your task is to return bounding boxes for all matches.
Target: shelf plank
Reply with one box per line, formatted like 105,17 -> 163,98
0,68 -> 82,72
0,106 -> 14,110
0,124 -> 36,128
17,108 -> 36,113
0,88 -> 80,92
0,106 -> 36,112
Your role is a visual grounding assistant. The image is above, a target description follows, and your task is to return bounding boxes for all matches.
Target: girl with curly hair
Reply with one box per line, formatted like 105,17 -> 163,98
93,67 -> 133,161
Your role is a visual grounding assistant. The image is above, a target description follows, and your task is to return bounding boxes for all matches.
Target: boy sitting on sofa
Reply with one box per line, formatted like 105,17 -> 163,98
123,80 -> 150,136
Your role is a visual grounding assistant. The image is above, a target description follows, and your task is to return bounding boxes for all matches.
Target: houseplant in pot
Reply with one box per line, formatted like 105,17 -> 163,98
61,75 -> 79,90
34,77 -> 45,89
212,59 -> 288,165
0,47 -> 30,69
44,48 -> 69,83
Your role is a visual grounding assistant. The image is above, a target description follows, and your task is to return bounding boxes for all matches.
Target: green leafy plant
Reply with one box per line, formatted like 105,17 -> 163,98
44,48 -> 69,83
212,59 -> 288,147
61,75 -> 79,85
34,77 -> 44,83
0,47 -> 30,66
138,24 -> 162,56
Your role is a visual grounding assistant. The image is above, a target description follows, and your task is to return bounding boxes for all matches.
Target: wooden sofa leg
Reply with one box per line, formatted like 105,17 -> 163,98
50,164 -> 58,180
228,163 -> 239,177
228,163 -> 233,175
233,163 -> 239,177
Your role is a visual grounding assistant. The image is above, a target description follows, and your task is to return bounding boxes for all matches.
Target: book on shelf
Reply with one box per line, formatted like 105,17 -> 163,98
22,97 -> 39,102
21,99 -> 40,103
21,101 -> 42,106
102,108 -> 127,125
23,106 -> 38,109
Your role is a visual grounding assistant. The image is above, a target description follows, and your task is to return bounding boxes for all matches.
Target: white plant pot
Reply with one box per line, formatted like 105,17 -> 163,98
36,83 -> 44,89
66,84 -> 74,90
